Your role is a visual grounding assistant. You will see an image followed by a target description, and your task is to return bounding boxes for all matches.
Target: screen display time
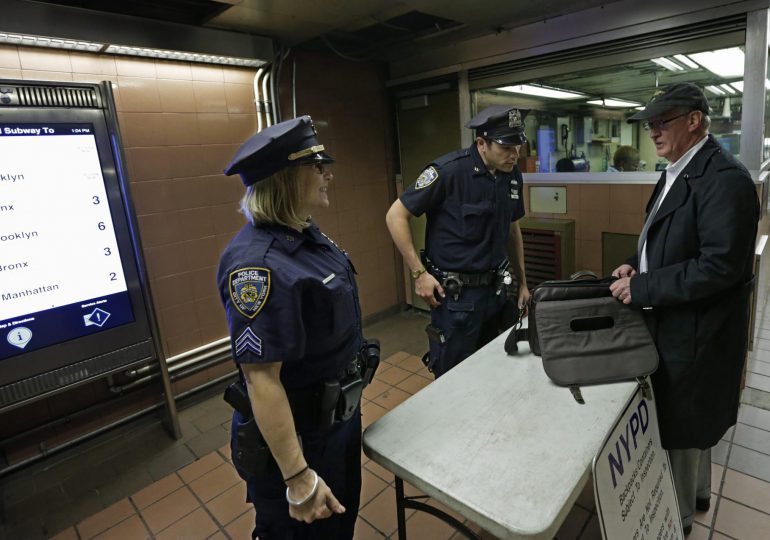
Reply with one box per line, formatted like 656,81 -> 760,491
0,123 -> 135,362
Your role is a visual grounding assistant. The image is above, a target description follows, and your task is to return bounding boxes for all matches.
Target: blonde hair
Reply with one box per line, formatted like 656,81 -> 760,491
240,166 -> 309,230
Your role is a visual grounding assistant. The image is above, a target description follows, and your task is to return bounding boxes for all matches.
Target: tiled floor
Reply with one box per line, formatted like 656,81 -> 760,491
5,249 -> 770,539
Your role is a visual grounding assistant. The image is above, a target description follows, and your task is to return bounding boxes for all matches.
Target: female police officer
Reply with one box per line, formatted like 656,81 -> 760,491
217,116 -> 369,539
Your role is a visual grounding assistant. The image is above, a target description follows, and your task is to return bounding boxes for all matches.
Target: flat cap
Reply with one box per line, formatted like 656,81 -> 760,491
466,105 -> 529,145
224,115 -> 334,186
627,83 -> 710,123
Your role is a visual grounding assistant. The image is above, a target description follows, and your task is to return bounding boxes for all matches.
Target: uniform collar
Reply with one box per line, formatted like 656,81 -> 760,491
469,144 -> 489,177
264,223 -> 309,254
469,142 -> 513,179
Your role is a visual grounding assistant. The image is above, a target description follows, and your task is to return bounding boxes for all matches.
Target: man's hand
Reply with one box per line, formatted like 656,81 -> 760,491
610,277 -> 633,305
612,264 -> 637,279
415,272 -> 444,308
287,470 -> 345,524
517,287 -> 530,316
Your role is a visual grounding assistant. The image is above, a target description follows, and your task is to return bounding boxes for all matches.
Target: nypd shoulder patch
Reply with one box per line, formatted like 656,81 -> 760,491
235,327 -> 262,357
229,267 -> 271,319
415,166 -> 439,190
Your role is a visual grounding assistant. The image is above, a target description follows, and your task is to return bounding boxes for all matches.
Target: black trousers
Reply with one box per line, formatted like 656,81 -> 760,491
231,409 -> 362,539
427,285 -> 514,377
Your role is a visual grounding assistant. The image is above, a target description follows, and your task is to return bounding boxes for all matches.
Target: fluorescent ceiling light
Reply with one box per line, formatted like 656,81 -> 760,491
674,54 -> 700,69
586,98 -> 641,108
719,84 -> 736,94
0,32 -> 103,52
705,85 -> 725,96
730,81 -> 744,92
497,84 -> 585,99
634,106 -> 646,111
689,47 -> 745,78
0,31 -> 264,67
651,57 -> 683,72
103,44 -> 265,67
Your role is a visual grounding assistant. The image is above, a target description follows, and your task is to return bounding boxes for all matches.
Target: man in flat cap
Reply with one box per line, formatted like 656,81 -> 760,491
609,83 -> 759,535
386,105 -> 530,377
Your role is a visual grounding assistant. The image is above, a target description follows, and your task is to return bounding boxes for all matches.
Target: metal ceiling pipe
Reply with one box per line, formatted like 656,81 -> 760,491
254,67 -> 265,132
262,71 -> 272,127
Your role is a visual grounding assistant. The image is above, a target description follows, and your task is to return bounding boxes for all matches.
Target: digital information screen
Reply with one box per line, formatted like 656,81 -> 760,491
0,123 -> 135,362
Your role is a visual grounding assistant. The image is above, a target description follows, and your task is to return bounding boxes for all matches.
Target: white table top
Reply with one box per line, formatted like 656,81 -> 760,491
362,331 -> 637,539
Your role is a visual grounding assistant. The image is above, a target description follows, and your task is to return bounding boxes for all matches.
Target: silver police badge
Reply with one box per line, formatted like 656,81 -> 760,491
510,179 -> 519,199
415,166 -> 439,189
508,109 -> 522,128
229,267 -> 271,319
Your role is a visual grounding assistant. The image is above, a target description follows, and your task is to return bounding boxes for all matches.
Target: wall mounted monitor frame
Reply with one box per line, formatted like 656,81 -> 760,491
0,80 -> 179,439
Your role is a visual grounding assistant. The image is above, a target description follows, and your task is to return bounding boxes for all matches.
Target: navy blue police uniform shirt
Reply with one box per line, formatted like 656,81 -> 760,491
217,221 -> 363,391
399,144 -> 525,273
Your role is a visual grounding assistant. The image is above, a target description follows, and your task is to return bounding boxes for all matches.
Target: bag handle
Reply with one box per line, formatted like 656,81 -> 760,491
569,270 -> 599,281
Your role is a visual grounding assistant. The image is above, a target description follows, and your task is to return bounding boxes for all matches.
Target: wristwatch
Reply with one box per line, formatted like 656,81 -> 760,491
410,267 -> 427,279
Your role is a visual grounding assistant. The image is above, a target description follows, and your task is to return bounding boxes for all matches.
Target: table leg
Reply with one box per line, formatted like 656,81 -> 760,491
393,475 -> 481,539
395,476 -> 408,540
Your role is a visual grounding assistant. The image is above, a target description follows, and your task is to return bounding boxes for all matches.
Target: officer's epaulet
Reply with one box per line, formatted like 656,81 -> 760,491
432,148 -> 468,168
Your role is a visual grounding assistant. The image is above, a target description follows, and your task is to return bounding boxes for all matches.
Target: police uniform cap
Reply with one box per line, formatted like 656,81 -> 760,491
224,115 -> 334,186
627,83 -> 710,123
465,105 -> 529,145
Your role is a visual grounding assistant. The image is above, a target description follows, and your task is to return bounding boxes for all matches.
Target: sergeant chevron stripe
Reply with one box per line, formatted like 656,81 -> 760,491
235,327 -> 262,357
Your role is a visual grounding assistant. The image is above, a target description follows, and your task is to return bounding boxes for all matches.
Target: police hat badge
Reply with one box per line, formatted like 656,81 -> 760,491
508,109 -> 522,128
229,267 -> 271,319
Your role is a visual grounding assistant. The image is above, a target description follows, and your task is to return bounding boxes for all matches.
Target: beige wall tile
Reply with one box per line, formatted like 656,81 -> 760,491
115,57 -> 157,78
579,184 -> 611,212
156,59 -> 193,80
193,81 -> 228,113
18,46 -> 71,71
223,67 -> 256,84
610,184 -> 643,214
165,146 -> 206,179
228,114 -> 257,144
136,212 -> 184,245
580,210 -> 611,243
162,113 -> 201,145
224,83 -> 254,114
197,113 -> 231,144
0,67 -> 22,79
124,147 -> 172,181
118,112 -> 167,147
158,79 -> 196,113
69,52 -> 117,76
117,77 -> 162,113
190,265 -> 218,299
200,144 -> 238,176
160,302 -> 201,338
191,64 -> 224,82
166,330 -> 203,357
609,212 -> 643,235
0,45 -> 21,68
21,70 -> 73,82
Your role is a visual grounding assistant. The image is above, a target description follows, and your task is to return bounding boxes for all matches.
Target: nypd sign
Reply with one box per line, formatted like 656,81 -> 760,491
593,383 -> 683,540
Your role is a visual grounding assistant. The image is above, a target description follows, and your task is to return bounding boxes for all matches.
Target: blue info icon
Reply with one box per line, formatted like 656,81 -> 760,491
7,327 -> 33,349
83,308 -> 111,328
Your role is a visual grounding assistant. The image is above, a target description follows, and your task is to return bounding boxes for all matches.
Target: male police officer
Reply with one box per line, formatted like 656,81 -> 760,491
386,105 -> 530,377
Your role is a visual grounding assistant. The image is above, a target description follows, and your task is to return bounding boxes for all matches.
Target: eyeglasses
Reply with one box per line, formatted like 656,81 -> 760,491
642,112 -> 690,131
304,163 -> 331,175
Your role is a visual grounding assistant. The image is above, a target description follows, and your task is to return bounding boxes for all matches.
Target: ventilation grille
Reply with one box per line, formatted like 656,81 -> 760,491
522,228 -> 563,287
469,14 -> 747,83
15,85 -> 101,108
0,340 -> 153,409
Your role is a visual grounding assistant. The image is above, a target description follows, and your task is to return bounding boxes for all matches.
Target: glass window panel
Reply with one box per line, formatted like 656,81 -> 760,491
474,44 -> 744,173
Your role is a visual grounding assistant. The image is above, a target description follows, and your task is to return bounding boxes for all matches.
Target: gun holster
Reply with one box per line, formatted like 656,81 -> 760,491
232,416 -> 273,479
